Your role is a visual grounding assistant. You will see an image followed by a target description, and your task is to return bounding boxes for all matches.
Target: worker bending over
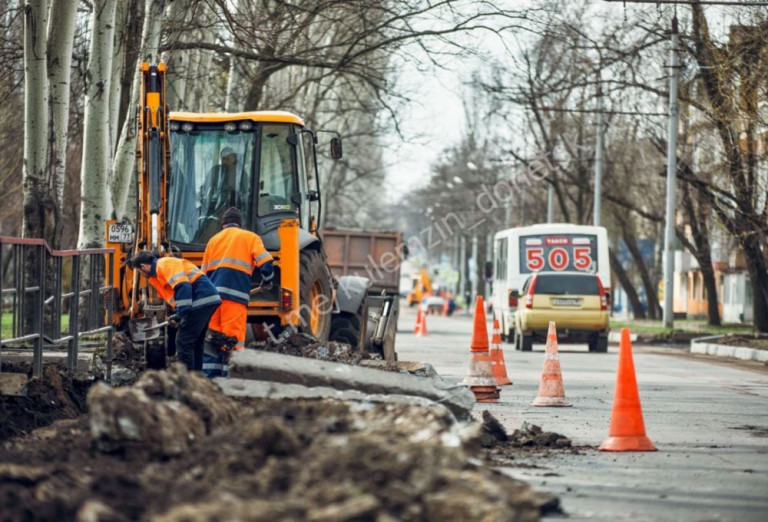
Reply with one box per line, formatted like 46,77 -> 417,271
129,252 -> 221,371
201,207 -> 274,377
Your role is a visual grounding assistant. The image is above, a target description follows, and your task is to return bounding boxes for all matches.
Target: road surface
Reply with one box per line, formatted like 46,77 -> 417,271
395,304 -> 768,521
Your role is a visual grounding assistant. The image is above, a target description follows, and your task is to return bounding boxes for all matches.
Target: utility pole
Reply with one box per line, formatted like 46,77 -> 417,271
459,235 -> 467,306
547,184 -> 555,223
663,16 -> 680,328
471,233 -> 479,305
594,76 -> 604,227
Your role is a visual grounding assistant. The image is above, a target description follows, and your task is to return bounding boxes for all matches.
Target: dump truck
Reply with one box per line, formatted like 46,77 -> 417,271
106,62 -> 398,366
321,229 -> 403,361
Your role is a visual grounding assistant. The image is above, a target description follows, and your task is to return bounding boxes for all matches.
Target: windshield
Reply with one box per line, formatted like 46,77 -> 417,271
258,124 -> 298,216
168,128 -> 255,245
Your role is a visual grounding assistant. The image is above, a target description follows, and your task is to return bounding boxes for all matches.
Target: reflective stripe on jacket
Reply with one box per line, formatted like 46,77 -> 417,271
201,226 -> 274,305
148,257 -> 220,315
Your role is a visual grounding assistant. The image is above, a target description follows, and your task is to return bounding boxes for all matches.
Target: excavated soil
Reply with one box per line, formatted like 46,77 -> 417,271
0,363 -> 91,442
252,332 -> 380,365
0,367 -> 556,521
480,412 -> 589,462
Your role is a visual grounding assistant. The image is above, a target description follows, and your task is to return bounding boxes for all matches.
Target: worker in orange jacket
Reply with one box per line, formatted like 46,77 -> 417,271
130,251 -> 221,371
201,207 -> 274,377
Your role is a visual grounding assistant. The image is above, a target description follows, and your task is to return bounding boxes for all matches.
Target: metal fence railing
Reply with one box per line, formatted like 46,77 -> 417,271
0,237 -> 114,381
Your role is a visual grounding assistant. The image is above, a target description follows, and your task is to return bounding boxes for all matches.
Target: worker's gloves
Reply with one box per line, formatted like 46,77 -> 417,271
167,313 -> 181,329
250,282 -> 273,296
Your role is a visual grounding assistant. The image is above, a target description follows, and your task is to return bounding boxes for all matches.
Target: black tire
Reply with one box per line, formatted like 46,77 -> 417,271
330,312 -> 363,349
299,249 -> 333,341
521,333 -> 533,352
590,336 -> 608,353
330,327 -> 360,347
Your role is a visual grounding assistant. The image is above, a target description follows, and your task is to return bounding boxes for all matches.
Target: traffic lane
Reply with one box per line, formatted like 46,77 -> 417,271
395,308 -> 768,521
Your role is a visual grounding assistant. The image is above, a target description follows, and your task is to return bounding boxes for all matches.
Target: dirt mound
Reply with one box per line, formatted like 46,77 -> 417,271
0,367 -> 552,521
253,332 -> 380,364
481,412 -> 573,452
0,364 -> 91,442
88,364 -> 240,457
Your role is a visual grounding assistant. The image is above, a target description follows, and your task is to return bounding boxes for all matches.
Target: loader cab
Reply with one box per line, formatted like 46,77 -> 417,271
166,111 -> 322,248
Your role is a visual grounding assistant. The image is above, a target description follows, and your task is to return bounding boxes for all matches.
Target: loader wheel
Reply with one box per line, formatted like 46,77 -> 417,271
330,312 -> 363,349
299,249 -> 333,341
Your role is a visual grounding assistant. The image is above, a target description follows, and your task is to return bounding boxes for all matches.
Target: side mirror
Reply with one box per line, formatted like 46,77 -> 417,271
330,137 -> 343,159
484,260 -> 493,282
307,190 -> 320,202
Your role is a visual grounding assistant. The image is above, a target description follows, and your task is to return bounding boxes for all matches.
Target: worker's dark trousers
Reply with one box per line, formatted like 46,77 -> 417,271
175,304 -> 219,371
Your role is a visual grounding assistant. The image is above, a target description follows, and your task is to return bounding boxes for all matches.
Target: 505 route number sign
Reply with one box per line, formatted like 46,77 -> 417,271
519,234 -> 597,274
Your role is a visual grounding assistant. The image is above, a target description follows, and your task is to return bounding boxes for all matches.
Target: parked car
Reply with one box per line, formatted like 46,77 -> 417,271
514,272 -> 610,352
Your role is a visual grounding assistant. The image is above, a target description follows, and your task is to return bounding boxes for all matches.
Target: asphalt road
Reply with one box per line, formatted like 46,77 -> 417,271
395,304 -> 768,522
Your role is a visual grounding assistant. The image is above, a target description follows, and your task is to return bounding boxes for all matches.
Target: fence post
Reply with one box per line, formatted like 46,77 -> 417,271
14,244 -> 23,339
106,251 -> 114,383
33,244 -> 45,379
68,256 -> 81,372
52,256 -> 62,342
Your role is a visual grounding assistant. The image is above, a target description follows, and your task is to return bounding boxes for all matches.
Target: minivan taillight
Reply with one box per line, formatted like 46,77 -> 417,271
508,292 -> 518,308
525,275 -> 538,309
597,278 -> 607,311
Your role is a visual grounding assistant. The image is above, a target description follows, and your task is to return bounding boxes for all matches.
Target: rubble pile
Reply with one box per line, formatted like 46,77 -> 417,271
0,367 -> 554,521
480,412 -> 573,451
253,332 -> 379,364
88,364 -> 240,457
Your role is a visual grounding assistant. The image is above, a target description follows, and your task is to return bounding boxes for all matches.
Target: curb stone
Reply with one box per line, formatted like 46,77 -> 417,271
690,335 -> 768,363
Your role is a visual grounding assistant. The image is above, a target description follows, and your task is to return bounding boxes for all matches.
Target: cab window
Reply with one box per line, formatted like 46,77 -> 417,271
258,124 -> 298,216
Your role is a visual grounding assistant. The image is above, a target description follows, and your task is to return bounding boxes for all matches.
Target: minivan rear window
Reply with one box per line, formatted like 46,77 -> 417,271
534,274 -> 600,295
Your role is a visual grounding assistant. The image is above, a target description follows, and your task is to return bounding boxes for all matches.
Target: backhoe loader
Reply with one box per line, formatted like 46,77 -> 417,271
106,62 -> 399,367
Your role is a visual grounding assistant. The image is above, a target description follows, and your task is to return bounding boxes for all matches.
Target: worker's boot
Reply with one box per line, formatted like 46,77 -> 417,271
202,331 -> 227,379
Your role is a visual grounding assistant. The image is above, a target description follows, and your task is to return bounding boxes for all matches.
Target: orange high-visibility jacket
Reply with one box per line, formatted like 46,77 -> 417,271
201,225 -> 274,304
148,257 -> 220,315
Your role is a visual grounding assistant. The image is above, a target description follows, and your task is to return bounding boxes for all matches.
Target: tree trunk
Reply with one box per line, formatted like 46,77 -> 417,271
609,247 -> 646,320
22,0 -> 52,241
45,0 -> 77,248
111,0 -> 166,219
742,235 -> 768,332
109,0 -> 129,154
622,227 -> 662,320
224,0 -> 243,111
77,0 -> 117,249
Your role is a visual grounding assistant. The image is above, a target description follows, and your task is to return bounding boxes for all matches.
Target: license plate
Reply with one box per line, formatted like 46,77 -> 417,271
552,298 -> 581,306
108,223 -> 133,243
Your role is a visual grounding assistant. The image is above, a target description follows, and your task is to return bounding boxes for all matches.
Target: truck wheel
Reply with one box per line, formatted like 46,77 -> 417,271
299,249 -> 333,341
330,312 -> 362,348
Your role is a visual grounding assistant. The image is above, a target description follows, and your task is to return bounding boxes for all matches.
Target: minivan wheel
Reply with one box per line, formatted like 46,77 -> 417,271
589,336 -> 608,353
521,333 -> 534,352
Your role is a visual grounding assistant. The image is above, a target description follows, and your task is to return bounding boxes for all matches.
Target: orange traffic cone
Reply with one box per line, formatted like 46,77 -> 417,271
599,329 -> 656,452
414,306 -> 428,337
461,296 -> 500,402
490,319 -> 512,386
442,296 -> 450,317
531,322 -> 571,407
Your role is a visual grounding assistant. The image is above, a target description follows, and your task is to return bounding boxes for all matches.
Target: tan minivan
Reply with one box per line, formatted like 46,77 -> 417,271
514,272 -> 610,352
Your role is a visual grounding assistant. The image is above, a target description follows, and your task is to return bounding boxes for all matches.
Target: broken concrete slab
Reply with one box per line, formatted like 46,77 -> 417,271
358,359 -> 439,378
0,372 -> 28,396
228,349 -> 475,420
0,351 -> 93,372
216,378 -> 459,421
